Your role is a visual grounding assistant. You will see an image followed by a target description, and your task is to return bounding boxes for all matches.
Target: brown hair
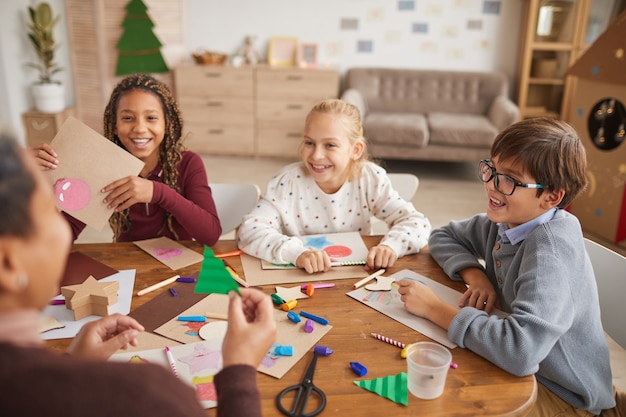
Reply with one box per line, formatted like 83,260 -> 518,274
102,74 -> 185,240
490,117 -> 587,208
301,99 -> 369,181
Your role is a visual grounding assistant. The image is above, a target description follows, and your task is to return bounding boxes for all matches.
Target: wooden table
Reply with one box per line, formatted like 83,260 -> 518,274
46,237 -> 536,417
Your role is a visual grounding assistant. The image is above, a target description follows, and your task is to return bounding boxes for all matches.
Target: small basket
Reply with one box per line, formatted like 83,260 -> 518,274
192,51 -> 228,65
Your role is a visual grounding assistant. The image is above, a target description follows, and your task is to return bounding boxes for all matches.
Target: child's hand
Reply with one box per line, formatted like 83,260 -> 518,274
397,279 -> 457,330
222,289 -> 277,368
365,244 -> 397,270
459,268 -> 498,312
295,250 -> 332,274
66,313 -> 144,360
31,143 -> 59,170
102,176 -> 154,211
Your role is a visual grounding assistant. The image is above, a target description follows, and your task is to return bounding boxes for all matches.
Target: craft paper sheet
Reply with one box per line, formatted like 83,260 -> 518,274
154,293 -> 332,378
347,269 -> 506,349
41,269 -> 136,340
46,117 -> 145,231
133,236 -> 204,270
110,339 -> 223,409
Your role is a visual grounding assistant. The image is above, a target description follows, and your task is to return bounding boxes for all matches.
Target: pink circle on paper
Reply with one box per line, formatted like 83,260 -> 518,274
54,178 -> 91,211
323,245 -> 352,258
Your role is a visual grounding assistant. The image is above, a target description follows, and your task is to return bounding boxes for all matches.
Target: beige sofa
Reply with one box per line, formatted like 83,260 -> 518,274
341,68 -> 519,162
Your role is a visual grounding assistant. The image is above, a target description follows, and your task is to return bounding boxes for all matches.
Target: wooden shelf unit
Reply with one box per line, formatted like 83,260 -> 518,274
516,0 -> 624,120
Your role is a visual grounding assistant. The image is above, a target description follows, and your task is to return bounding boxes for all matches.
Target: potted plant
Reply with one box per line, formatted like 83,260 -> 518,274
26,2 -> 65,113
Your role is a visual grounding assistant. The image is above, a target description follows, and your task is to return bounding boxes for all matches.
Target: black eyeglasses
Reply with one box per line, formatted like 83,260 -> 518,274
478,160 -> 543,196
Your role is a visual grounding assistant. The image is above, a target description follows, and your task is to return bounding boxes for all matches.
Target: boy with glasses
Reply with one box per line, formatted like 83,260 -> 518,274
398,118 -> 617,416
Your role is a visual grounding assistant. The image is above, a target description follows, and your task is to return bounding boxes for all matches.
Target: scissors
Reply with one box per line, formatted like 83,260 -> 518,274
276,352 -> 327,417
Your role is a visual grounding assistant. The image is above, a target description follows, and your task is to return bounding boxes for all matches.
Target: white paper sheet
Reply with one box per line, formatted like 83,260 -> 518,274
41,269 -> 136,340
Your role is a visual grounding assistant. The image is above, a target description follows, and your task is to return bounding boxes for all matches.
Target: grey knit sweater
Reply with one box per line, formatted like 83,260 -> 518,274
429,209 -> 615,414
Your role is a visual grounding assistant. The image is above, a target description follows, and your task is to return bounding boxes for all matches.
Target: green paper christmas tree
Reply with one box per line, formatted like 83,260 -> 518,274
354,372 -> 408,406
195,246 -> 240,295
115,0 -> 169,76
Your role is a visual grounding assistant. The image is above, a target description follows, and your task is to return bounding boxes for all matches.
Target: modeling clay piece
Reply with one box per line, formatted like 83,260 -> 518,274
60,276 -> 119,320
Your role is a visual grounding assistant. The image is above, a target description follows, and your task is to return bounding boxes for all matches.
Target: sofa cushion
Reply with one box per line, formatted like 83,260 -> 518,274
428,113 -> 498,148
364,112 -> 428,147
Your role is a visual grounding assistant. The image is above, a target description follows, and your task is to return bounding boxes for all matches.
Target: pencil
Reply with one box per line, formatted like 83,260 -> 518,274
224,265 -> 250,288
136,275 -> 180,296
353,269 -> 385,289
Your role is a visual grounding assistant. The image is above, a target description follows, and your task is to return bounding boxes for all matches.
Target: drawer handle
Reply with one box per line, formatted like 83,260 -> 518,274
206,101 -> 223,107
205,73 -> 222,78
209,129 -> 224,134
286,75 -> 303,81
286,104 -> 303,110
286,132 -> 301,138
32,120 -> 51,130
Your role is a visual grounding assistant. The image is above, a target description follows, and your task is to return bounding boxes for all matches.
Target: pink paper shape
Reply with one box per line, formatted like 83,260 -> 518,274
179,343 -> 222,374
54,178 -> 91,211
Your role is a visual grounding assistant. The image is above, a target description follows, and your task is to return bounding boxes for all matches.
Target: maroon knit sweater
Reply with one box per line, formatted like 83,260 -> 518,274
64,151 -> 221,246
0,343 -> 262,417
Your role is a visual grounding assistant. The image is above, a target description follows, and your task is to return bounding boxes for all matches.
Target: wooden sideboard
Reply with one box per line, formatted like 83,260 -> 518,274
21,107 -> 75,147
174,65 -> 340,158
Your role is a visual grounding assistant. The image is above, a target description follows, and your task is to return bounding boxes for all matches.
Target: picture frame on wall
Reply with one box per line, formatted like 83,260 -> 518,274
268,37 -> 298,66
298,43 -> 318,68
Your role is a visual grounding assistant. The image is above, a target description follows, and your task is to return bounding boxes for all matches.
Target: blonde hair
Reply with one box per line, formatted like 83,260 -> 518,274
301,99 -> 369,180
103,74 -> 185,241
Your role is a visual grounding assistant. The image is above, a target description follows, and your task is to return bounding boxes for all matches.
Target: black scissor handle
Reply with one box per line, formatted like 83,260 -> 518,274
276,384 -> 326,417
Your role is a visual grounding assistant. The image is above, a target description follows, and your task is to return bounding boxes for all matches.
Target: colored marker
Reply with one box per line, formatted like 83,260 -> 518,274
350,361 -> 368,377
304,319 -> 315,333
370,332 -> 406,348
136,275 -> 180,296
165,346 -> 178,377
300,311 -> 329,325
314,345 -> 334,356
177,315 -> 207,322
287,311 -> 301,323
49,299 -> 65,305
215,249 -> 243,258
271,293 -> 286,305
176,277 -> 196,283
352,269 -> 385,289
169,288 -> 178,297
300,283 -> 336,290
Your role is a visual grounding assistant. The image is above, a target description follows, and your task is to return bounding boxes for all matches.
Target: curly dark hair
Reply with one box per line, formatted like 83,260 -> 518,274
102,74 -> 185,240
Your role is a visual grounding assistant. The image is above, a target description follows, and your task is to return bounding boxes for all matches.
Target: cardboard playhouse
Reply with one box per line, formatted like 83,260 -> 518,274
566,10 -> 626,248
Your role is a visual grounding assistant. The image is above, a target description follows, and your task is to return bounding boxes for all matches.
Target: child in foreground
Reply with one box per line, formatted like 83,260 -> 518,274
398,118 -> 617,416
0,132 -> 276,417
237,99 -> 431,273
33,74 -> 221,246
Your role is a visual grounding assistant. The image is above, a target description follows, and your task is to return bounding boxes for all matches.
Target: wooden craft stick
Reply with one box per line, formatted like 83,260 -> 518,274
204,312 -> 228,320
136,275 -> 180,296
352,269 -> 385,289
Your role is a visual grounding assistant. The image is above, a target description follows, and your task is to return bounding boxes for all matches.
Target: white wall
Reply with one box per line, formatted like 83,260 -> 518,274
0,0 -> 522,145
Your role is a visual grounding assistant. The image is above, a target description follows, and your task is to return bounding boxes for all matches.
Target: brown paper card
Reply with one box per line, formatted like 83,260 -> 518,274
133,236 -> 204,270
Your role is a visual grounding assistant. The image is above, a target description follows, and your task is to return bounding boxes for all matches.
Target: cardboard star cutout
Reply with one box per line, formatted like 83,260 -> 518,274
61,276 -> 119,320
